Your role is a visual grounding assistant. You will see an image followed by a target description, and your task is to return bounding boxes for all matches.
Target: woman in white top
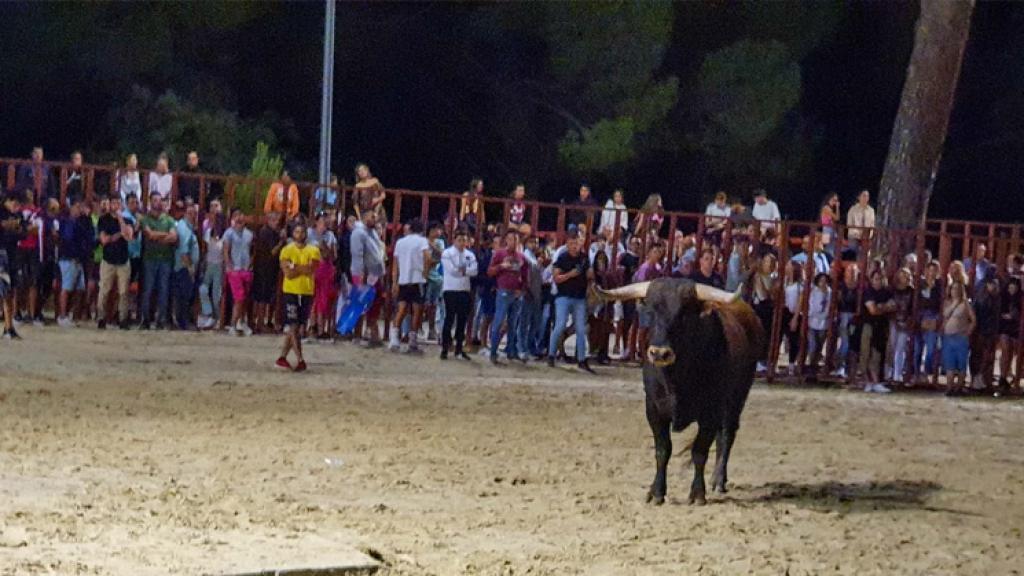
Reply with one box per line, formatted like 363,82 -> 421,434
599,189 -> 629,237
117,153 -> 142,205
148,153 -> 173,204
783,260 -> 804,375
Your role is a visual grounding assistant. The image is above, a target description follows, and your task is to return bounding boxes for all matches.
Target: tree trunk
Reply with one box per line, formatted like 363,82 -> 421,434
876,0 -> 974,256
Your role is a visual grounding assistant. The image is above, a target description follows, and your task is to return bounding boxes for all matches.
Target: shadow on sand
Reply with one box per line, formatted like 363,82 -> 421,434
721,479 -> 976,516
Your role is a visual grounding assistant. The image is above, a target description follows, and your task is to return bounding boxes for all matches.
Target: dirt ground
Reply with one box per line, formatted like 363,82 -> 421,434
1,327 -> 1022,575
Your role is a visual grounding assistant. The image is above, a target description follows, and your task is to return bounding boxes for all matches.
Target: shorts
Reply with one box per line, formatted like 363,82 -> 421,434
227,270 -> 253,302
942,334 -> 969,373
17,250 -> 42,286
424,278 -> 442,305
398,283 -> 424,305
252,266 -> 279,304
477,289 -> 496,317
284,293 -> 312,326
638,302 -> 655,329
59,259 -> 86,292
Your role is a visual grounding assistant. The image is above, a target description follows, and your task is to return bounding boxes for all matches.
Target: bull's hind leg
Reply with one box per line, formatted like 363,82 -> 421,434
646,402 -> 672,505
688,424 -> 717,505
710,427 -> 737,494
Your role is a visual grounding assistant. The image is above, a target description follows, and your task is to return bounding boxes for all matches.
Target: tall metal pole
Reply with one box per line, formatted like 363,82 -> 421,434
318,0 -> 336,187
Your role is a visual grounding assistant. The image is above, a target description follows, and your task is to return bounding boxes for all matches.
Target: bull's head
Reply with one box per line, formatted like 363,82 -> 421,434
591,279 -> 740,367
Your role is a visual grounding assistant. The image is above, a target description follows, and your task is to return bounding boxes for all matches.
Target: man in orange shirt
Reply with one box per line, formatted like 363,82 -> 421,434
263,170 -> 300,219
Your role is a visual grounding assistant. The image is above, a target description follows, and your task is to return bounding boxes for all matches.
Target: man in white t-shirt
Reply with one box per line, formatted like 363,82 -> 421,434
390,219 -> 432,353
750,188 -> 781,231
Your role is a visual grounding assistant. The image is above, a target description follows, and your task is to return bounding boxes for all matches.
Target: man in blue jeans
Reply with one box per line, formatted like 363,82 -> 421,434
487,229 -> 526,364
547,235 -> 595,373
140,193 -> 177,329
172,204 -> 200,330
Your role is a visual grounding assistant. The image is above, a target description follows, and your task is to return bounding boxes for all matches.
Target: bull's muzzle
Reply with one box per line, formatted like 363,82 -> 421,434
647,346 -> 676,367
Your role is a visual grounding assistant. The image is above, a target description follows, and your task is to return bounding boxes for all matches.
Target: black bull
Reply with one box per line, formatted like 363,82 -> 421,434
594,278 -> 764,505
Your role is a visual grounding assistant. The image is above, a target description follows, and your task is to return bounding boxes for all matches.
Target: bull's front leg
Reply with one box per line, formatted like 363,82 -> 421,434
688,424 -> 717,505
646,401 -> 672,505
711,427 -> 737,494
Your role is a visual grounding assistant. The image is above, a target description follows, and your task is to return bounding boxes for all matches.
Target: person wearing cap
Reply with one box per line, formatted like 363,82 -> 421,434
750,188 -> 781,232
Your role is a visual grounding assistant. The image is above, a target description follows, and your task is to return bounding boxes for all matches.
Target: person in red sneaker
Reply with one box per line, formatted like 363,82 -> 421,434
276,223 -> 320,372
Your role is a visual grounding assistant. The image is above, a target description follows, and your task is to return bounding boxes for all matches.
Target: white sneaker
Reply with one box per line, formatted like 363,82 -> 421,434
830,367 -> 847,378
872,383 -> 892,394
863,383 -> 874,393
756,362 -> 768,373
32,318 -> 45,328
241,323 -> 253,337
226,327 -> 238,337
57,316 -> 74,329
478,347 -> 491,358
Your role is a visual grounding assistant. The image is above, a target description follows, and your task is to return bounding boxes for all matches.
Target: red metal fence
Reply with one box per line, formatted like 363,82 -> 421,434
4,157 -> 1022,389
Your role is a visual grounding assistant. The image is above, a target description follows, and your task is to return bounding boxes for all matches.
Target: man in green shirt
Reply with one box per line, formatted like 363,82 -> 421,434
140,193 -> 177,329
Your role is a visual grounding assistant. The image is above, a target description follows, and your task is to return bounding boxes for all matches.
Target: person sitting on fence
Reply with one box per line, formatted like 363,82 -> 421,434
508,183 -> 527,232
634,193 -> 664,244
703,191 -> 731,246
820,192 -> 840,258
313,173 -> 340,220
845,189 -> 875,250
263,170 -> 300,220
149,154 -> 173,203
943,277 -> 974,397
970,275 -> 1000,393
599,188 -> 629,238
117,154 -> 141,206
997,276 -> 1020,394
914,260 -> 943,383
751,188 -> 781,232
568,183 -> 598,228
805,272 -> 832,376
963,243 -> 992,297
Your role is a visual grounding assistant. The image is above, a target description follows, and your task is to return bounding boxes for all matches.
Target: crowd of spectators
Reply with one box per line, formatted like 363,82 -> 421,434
0,148 -> 1021,398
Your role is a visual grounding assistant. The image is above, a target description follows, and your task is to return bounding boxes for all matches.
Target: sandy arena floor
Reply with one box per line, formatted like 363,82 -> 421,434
1,327 -> 1022,575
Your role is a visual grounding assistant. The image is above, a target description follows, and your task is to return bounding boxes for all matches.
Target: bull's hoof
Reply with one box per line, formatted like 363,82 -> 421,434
710,476 -> 728,494
688,492 -> 707,506
646,491 -> 666,506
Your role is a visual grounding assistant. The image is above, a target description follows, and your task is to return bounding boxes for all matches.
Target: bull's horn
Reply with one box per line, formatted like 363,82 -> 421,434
694,283 -> 743,304
594,281 -> 651,302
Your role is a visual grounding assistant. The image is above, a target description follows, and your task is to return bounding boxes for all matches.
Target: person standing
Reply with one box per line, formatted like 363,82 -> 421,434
1,192 -> 27,339
488,229 -> 526,364
198,209 -> 226,330
96,196 -> 132,330
66,152 -> 86,206
263,170 -> 300,220
508,184 -> 528,231
349,209 -> 385,346
518,233 -> 545,360
122,193 -> 142,320
56,198 -> 94,327
172,205 -> 200,330
252,211 -> 286,333
310,213 -> 339,340
177,151 -> 203,206
390,220 -> 431,354
224,209 -> 255,336
568,183 -> 599,229
140,193 -> 177,329
439,229 -> 478,359
423,222 -> 445,342
16,147 -> 57,205
546,235 -> 594,373
942,279 -> 975,397
276,224 -> 320,372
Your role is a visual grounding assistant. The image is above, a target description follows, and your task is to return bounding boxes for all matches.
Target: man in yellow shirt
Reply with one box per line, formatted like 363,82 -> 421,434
277,223 -> 320,372
263,171 -> 300,220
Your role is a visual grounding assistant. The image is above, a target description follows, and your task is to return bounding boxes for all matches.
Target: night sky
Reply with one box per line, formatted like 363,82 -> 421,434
0,1 -> 1020,222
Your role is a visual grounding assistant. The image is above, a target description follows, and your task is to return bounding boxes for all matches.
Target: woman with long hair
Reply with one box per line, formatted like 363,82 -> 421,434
943,278 -> 975,396
588,250 -> 614,365
751,252 -> 777,372
782,260 -> 804,376
819,192 -> 839,257
354,163 -> 386,223
997,276 -> 1021,393
634,193 -> 664,243
915,260 -> 943,383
